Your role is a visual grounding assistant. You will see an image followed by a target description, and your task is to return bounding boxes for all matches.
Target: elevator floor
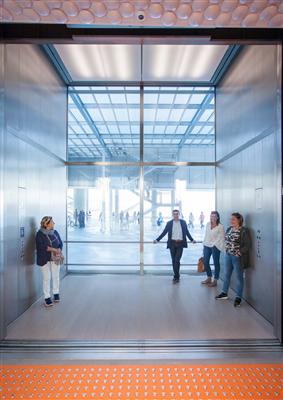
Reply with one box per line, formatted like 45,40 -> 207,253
6,275 -> 275,341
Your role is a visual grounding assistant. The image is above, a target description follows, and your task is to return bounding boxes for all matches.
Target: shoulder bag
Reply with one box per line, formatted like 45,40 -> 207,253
47,233 -> 64,265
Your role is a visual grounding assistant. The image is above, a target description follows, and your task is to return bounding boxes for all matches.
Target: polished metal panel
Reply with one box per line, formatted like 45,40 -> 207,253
1,44 -> 67,337
0,44 -> 5,339
274,44 -> 282,342
216,45 -> 282,337
139,84 -> 144,274
216,45 -> 279,161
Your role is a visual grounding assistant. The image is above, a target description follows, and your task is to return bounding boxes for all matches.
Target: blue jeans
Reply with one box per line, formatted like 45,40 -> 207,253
203,245 -> 221,280
222,253 -> 244,298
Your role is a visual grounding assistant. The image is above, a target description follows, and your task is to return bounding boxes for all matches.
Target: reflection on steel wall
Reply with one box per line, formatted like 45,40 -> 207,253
216,45 -> 282,337
0,44 -> 5,339
1,45 -> 67,338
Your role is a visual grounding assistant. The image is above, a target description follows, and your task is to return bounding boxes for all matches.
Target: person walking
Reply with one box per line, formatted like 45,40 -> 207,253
154,209 -> 196,283
125,211 -> 130,229
35,216 -> 63,307
201,211 -> 225,287
78,210 -> 85,228
119,210 -> 124,226
73,208 -> 78,226
188,212 -> 195,229
156,212 -> 164,228
199,211 -> 205,229
215,212 -> 251,307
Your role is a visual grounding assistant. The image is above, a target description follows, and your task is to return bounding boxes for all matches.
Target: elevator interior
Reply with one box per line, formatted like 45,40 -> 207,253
0,34 -> 281,345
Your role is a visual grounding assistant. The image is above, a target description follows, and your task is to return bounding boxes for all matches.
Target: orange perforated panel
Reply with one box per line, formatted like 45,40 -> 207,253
1,364 -> 283,399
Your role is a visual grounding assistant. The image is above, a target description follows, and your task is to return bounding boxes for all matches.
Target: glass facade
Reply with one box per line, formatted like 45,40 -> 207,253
68,86 -> 140,162
143,87 -> 214,162
67,85 -> 215,273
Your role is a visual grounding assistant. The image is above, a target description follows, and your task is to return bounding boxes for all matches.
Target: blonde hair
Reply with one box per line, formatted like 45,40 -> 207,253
40,216 -> 52,229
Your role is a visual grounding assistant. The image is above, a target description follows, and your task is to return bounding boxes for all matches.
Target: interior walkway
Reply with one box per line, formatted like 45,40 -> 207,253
6,275 -> 274,341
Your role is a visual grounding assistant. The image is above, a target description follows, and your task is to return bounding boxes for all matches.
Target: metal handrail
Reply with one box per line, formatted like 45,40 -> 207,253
65,240 -> 203,244
67,263 -> 197,266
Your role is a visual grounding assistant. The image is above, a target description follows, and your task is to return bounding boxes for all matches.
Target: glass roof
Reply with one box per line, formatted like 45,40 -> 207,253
68,86 -> 215,162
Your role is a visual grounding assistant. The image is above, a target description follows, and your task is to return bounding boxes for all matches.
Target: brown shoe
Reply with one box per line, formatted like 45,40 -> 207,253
201,277 -> 212,284
208,280 -> 217,287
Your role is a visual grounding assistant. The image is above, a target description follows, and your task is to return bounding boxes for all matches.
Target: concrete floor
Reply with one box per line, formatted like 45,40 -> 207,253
6,274 -> 275,341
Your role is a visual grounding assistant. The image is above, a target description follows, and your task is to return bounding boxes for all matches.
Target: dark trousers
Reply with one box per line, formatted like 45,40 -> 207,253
169,241 -> 183,280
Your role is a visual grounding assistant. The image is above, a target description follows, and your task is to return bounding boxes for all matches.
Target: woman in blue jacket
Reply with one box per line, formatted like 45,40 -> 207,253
36,216 -> 63,307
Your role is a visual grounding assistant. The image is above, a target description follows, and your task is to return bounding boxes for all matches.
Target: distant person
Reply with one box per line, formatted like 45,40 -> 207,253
188,212 -> 195,229
154,210 -> 196,283
199,211 -> 205,229
36,216 -> 63,307
133,211 -> 137,224
78,210 -> 85,228
137,211 -> 140,224
156,212 -> 164,227
99,211 -> 104,231
201,211 -> 225,287
74,208 -> 78,226
119,211 -> 124,225
125,211 -> 130,229
215,212 -> 251,307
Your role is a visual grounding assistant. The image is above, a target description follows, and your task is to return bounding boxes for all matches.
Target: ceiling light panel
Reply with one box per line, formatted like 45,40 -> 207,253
142,45 -> 229,82
54,44 -> 141,82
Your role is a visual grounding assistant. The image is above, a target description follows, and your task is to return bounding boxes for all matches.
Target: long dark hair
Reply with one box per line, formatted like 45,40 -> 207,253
211,211 -> 220,225
232,212 -> 244,227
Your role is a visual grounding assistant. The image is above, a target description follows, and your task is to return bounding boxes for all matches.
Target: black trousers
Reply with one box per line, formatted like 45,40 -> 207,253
169,242 -> 184,280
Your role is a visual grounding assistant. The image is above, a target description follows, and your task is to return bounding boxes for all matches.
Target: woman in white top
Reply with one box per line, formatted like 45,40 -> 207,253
201,211 -> 225,287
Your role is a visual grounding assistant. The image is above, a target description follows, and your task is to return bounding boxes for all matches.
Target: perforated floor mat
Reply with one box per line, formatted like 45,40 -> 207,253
1,364 -> 283,399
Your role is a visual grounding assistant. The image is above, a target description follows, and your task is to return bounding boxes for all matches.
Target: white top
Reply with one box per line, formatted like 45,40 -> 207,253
203,222 -> 225,252
172,220 -> 183,240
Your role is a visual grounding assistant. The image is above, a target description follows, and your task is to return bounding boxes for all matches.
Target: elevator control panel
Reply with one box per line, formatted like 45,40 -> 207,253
256,229 -> 261,259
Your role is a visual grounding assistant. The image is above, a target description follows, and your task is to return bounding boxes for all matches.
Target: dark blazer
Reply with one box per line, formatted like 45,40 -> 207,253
35,230 -> 63,267
226,226 -> 251,269
156,219 -> 194,249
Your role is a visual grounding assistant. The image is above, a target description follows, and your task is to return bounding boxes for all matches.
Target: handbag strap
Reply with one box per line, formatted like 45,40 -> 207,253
46,234 -> 52,246
46,232 -> 59,248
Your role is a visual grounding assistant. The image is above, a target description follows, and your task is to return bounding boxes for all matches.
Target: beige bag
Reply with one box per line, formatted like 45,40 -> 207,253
197,257 -> 205,273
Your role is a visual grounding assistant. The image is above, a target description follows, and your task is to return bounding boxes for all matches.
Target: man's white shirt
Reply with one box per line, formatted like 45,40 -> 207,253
172,220 -> 183,240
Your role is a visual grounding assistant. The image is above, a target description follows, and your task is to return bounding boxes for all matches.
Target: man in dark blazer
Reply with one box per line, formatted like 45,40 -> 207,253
154,209 -> 196,283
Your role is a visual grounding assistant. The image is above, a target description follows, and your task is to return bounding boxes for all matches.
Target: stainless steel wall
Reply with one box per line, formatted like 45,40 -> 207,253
0,44 -> 5,340
216,45 -> 282,338
1,44 -> 67,339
